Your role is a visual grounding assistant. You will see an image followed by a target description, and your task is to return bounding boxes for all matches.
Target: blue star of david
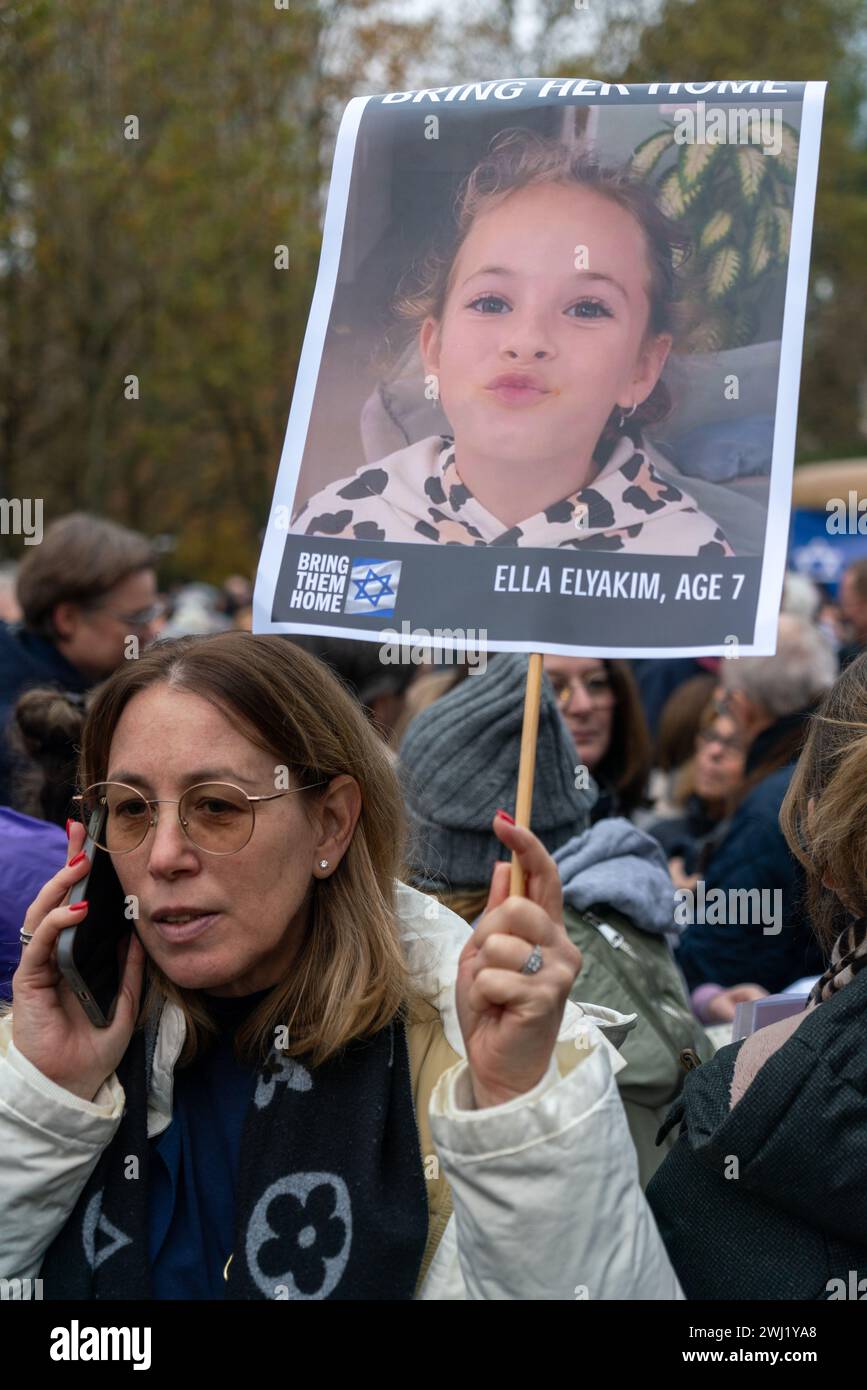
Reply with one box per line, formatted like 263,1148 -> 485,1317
352,568 -> 395,608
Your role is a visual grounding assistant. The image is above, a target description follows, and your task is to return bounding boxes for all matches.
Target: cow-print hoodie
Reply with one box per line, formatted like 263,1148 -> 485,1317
292,433 -> 734,556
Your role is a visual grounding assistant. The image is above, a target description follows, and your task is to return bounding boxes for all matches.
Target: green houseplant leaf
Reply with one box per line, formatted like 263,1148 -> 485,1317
631,127 -> 674,177
775,122 -> 799,178
677,139 -> 720,195
747,204 -> 776,279
699,208 -> 733,250
735,146 -> 767,202
657,166 -> 696,218
707,244 -> 741,301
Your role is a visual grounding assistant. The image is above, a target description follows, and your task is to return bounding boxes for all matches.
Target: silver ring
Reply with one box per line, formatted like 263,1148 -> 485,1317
19,930 -> 33,946
520,944 -> 543,975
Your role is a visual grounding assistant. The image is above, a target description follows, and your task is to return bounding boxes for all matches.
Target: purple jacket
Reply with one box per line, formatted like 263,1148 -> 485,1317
0,807 -> 67,1001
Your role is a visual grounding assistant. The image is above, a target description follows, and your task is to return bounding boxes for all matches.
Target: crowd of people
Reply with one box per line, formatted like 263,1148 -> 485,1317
0,511 -> 866,1299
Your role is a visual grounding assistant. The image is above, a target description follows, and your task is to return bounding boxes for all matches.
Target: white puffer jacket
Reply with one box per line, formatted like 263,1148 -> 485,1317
0,883 -> 683,1300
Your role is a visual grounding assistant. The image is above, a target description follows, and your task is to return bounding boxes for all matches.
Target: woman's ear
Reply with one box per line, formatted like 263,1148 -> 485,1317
420,316 -> 441,375
627,332 -> 672,408
311,774 -> 361,877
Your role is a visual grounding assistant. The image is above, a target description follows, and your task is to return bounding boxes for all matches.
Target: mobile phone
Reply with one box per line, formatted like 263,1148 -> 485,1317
57,802 -> 133,1027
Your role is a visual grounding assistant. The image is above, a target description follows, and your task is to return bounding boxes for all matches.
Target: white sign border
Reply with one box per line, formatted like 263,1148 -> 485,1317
254,82 -> 828,659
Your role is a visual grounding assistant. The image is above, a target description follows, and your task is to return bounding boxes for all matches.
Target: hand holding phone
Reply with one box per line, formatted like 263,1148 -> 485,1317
10,822 -> 145,1104
57,801 -> 137,1029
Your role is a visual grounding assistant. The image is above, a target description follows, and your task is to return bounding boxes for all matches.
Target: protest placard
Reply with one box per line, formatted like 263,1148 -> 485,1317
254,78 -> 826,658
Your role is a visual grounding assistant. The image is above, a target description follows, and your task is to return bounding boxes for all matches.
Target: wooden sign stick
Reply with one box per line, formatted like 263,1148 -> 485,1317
509,652 -> 543,896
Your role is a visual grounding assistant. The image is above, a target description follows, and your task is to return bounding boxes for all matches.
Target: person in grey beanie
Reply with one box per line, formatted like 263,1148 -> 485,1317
398,653 -> 596,890
398,653 -> 712,1184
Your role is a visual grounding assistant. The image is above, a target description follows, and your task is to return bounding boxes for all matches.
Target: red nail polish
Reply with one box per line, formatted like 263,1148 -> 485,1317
68,851 -> 87,867
69,900 -> 88,911
495,808 -> 516,824
65,819 -> 72,839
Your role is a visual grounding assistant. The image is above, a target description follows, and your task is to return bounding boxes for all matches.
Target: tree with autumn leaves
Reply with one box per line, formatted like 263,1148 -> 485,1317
0,0 -> 436,579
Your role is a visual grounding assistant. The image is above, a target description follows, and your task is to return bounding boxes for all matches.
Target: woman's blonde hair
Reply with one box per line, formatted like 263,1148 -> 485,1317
78,632 -> 414,1067
780,650 -> 867,951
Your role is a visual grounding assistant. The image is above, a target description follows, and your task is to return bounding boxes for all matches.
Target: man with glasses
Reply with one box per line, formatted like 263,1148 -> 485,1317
0,513 -> 162,805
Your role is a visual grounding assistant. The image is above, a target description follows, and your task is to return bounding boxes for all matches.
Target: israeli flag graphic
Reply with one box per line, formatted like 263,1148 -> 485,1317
344,557 -> 402,618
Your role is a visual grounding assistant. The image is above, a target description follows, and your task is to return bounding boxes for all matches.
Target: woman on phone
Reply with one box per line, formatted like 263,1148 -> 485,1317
0,631 -> 680,1300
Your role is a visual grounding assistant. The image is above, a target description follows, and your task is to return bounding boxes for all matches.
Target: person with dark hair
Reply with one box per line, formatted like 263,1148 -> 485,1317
0,632 -> 681,1300
0,513 -> 161,804
647,650 -> 867,1300
0,688 -> 96,1002
10,688 -> 90,826
542,654 -> 652,822
646,702 -> 746,880
291,128 -> 731,556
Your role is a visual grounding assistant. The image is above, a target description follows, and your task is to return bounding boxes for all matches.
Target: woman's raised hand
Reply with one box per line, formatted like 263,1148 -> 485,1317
455,814 -> 583,1109
11,821 -> 145,1103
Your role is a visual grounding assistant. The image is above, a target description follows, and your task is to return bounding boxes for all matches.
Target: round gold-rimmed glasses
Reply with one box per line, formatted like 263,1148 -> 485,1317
71,779 -> 328,856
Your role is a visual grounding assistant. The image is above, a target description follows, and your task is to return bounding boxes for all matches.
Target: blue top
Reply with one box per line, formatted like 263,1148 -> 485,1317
149,990 -> 270,1299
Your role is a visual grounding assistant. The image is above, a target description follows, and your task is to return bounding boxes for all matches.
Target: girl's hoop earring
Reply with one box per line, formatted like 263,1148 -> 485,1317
618,403 -> 638,429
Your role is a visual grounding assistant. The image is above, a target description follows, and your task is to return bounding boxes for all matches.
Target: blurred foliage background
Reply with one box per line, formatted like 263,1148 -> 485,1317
1,0 -> 865,580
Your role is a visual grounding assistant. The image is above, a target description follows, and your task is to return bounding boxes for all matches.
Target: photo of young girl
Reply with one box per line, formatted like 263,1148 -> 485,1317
292,128 -> 734,558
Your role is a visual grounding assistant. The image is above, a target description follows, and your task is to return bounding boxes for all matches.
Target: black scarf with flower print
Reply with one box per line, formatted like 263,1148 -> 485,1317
40,1012 -> 429,1300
